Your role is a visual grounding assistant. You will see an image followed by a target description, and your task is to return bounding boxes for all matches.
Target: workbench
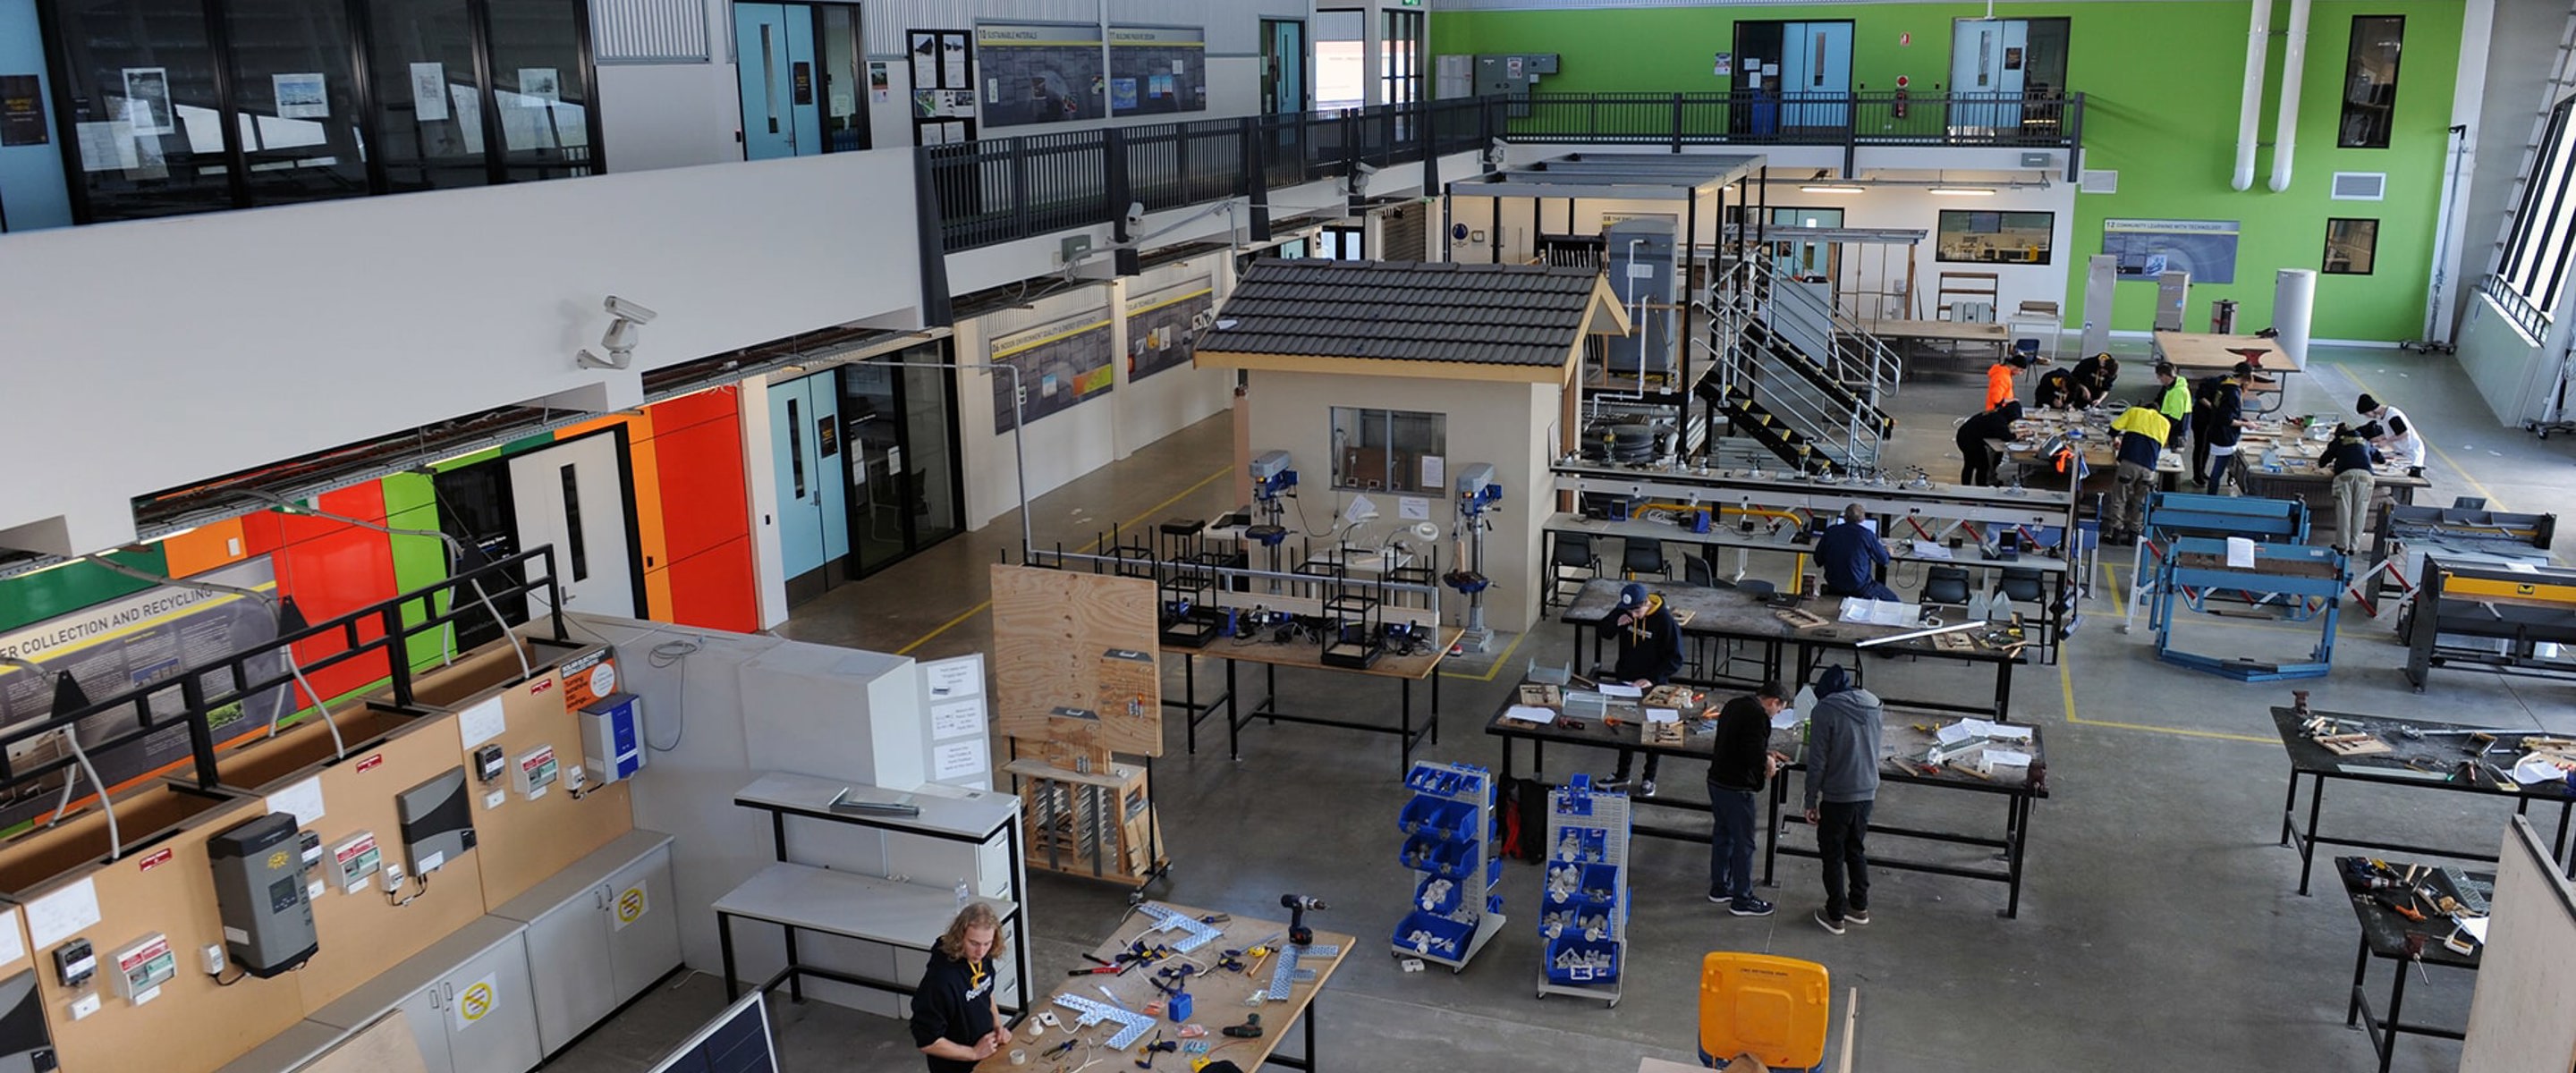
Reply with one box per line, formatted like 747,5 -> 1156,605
1850,317 -> 2010,362
1485,691 -> 2049,917
1168,627 -> 1459,774
2270,706 -> 2576,896
714,863 -> 1030,1010
2228,421 -> 2429,545
2334,856 -> 2488,1073
1559,578 -> 2027,720
2151,331 -> 2295,414
972,901 -> 1351,1073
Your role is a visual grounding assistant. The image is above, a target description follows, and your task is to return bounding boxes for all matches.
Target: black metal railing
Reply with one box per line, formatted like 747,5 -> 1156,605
2480,275 -> 2553,342
923,89 -> 2082,253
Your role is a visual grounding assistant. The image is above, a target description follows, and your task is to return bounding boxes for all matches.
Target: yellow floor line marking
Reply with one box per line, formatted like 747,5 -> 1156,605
896,465 -> 1233,655
2057,655 -> 2275,744
1441,625 -> 1529,682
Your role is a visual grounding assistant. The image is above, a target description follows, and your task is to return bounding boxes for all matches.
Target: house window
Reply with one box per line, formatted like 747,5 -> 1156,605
2500,97 -> 2576,320
1936,210 -> 2055,266
1331,408 -> 1446,495
2338,15 -> 2404,149
2323,218 -> 2378,275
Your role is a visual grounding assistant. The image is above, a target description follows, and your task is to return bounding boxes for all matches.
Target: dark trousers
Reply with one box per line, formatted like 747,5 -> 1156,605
2189,419 -> 2213,484
1707,786 -> 1758,900
1955,437 -> 2000,486
1826,581 -> 1902,602
1611,748 -> 1660,784
1816,798 -> 1874,920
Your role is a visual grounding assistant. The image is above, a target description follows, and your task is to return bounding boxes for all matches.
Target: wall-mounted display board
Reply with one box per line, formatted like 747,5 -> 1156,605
976,21 -> 1106,129
1107,26 -> 1206,115
2103,218 -> 2239,284
0,557 -> 285,835
1124,284 -> 1213,382
987,566 -> 1159,756
990,314 -> 1114,432
907,30 -> 976,146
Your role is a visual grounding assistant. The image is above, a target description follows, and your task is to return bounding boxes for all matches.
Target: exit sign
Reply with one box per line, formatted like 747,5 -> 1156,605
1400,0 -> 1420,5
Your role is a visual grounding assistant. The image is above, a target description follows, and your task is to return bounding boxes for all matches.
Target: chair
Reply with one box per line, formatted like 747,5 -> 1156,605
1922,565 -> 1972,605
1699,952 -> 1832,1071
1998,567 -> 2046,604
1621,537 -> 1669,580
1546,532 -> 1600,610
1733,579 -> 1777,598
1683,554 -> 1716,587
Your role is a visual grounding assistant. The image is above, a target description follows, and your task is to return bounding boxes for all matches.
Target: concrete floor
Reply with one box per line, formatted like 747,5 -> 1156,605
552,341 -> 2576,1072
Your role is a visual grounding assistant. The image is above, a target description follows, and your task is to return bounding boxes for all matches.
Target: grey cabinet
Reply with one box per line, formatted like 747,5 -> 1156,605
492,831 -> 681,1056
310,918 -> 542,1073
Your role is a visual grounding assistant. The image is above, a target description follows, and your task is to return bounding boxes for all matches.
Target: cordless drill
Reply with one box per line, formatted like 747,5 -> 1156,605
1279,893 -> 1326,947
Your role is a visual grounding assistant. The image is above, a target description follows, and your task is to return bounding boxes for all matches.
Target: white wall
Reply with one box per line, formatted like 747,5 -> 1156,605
1241,370 -> 1555,632
2454,291 -> 2555,427
0,150 -> 925,554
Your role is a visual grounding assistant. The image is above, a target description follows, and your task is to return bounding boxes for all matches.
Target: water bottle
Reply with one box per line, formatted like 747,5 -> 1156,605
954,877 -> 971,907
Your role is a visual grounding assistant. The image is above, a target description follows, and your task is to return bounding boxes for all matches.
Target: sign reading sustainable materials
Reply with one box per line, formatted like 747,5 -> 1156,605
1108,25 -> 1206,116
2102,218 -> 2240,285
990,313 -> 1114,431
977,21 -> 1105,128
1124,284 -> 1213,382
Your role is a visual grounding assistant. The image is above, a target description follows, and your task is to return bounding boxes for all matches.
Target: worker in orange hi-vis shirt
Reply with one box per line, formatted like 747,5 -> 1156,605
1984,351 -> 2037,410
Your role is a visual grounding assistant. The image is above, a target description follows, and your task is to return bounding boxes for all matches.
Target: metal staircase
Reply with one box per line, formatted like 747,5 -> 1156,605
1694,260 -> 1903,475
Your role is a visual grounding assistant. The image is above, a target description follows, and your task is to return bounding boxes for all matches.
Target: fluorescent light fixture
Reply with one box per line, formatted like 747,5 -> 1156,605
1801,185 -> 1866,194
1929,187 -> 1996,196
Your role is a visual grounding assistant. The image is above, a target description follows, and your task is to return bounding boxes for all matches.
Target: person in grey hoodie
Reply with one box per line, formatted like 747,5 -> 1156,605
1800,665 -> 1883,934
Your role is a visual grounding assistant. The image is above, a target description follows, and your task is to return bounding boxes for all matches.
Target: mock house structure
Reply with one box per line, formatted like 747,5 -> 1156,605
1195,259 -> 1632,633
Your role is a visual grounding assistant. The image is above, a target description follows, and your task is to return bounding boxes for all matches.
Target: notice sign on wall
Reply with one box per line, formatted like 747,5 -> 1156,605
977,21 -> 1105,128
1107,25 -> 1205,116
0,75 -> 47,146
1124,284 -> 1213,383
989,313 -> 1114,432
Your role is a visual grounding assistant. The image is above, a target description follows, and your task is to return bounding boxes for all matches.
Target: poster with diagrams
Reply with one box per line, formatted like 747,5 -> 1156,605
2103,218 -> 2240,284
1124,283 -> 1212,382
976,21 -> 1105,127
1107,25 -> 1206,115
990,312 -> 1114,431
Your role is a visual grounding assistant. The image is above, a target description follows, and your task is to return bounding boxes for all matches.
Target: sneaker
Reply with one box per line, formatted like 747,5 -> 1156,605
1730,897 -> 1776,917
1845,908 -> 1871,925
1637,780 -> 1657,797
1708,891 -> 1729,904
1813,907 -> 1845,934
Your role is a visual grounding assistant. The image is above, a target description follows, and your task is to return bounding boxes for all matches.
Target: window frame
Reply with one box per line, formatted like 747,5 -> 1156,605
1380,9 -> 1423,107
2336,14 -> 2405,150
1329,406 -> 1447,496
2500,97 -> 2576,320
2321,216 -> 2379,275
1933,209 -> 2056,266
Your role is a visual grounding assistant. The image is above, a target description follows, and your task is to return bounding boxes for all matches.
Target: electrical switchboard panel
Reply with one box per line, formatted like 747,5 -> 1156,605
580,693 -> 646,785
208,812 -> 318,976
107,934 -> 174,1003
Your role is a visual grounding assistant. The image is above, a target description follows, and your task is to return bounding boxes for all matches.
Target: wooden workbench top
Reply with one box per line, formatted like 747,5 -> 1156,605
2152,331 -> 2301,373
1167,627 -> 1460,680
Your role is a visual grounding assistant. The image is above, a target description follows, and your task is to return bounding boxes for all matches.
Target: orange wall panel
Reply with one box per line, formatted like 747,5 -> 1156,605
161,517 -> 248,578
647,384 -> 741,435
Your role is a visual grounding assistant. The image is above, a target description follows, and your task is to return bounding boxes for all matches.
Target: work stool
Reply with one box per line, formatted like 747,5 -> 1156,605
1622,536 -> 1670,580
1699,951 -> 1835,1071
1545,532 -> 1601,611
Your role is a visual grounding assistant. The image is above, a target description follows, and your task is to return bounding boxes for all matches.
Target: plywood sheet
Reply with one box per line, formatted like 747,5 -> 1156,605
989,565 -> 1162,756
462,663 -> 635,909
2460,817 -> 2576,1071
295,713 -> 490,1017
303,1010 -> 432,1073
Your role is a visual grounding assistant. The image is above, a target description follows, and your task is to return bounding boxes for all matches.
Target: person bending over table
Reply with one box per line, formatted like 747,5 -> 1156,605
1603,581 -> 1684,796
2072,352 -> 2120,397
2106,404 -> 2171,545
2355,393 -> 2425,473
911,902 -> 1011,1071
1953,401 -> 2023,486
1817,504 -> 1899,601
1801,666 -> 1884,935
1707,683 -> 1790,917
2324,422 -> 2385,558
2032,368 -> 2093,412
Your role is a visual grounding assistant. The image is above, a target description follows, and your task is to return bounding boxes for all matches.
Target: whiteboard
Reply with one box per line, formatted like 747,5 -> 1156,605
2458,816 -> 2576,1071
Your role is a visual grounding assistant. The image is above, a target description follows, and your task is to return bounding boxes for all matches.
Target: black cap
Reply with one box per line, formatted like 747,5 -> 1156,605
2356,393 -> 2380,413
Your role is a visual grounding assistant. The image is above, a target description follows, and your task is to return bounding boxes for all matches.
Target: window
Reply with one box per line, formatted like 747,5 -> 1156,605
1381,10 -> 1424,107
1936,210 -> 2054,265
1313,9 -> 1364,111
2338,15 -> 2403,149
1331,408 -> 1446,494
2323,218 -> 2378,275
2498,97 -> 2576,324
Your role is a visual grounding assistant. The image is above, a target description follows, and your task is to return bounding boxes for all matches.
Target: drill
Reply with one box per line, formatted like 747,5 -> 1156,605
1279,893 -> 1326,947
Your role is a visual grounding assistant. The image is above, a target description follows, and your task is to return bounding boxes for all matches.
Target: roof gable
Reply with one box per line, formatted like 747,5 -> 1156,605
1198,260 -> 1622,376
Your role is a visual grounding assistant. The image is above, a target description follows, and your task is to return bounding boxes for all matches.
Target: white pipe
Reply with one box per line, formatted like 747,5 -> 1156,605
2233,0 -> 2272,190
2269,0 -> 2313,192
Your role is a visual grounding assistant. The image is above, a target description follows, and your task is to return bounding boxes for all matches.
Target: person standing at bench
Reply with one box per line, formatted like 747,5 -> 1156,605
1603,581 -> 1683,796
1707,683 -> 1789,917
912,902 -> 1012,1071
1801,666 -> 1883,936
1954,401 -> 2023,486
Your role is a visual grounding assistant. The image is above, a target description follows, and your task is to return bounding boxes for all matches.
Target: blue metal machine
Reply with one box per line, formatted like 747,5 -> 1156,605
2123,492 -> 2311,637
2150,536 -> 2346,680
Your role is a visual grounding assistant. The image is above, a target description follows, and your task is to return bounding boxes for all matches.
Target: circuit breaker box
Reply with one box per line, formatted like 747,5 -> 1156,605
208,813 -> 318,977
580,692 -> 647,785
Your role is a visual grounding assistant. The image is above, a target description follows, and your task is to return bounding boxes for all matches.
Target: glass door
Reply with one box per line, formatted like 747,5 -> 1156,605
1259,18 -> 1304,115
840,341 -> 962,578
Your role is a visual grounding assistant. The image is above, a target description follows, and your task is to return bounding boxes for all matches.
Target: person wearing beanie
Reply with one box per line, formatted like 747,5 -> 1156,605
1602,580 -> 1683,794
1801,664 -> 1882,934
2033,366 -> 2092,411
1953,400 -> 2024,486
2355,393 -> 2423,470
2323,421 -> 2385,556
2073,352 -> 2120,396
1986,351 -> 2038,410
1706,683 -> 1789,917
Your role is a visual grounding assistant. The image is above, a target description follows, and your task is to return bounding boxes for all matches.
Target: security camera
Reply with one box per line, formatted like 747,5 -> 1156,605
1352,162 -> 1378,177
577,295 -> 657,370
604,296 -> 657,325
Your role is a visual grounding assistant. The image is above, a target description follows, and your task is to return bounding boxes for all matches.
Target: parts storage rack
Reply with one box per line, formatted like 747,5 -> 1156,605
1393,760 -> 1505,972
1536,774 -> 1630,1007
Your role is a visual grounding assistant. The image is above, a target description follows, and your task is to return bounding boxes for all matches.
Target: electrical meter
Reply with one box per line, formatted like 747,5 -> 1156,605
514,746 -> 560,796
333,832 -> 383,893
107,935 -> 174,1004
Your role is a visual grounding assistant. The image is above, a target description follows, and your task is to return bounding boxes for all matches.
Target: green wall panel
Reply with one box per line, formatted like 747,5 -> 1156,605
0,547 -> 171,635
1432,1 -> 2464,341
378,473 -> 456,672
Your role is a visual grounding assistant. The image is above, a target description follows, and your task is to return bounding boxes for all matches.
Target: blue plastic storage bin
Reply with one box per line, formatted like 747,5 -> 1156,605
1393,909 -> 1477,959
1543,935 -> 1621,984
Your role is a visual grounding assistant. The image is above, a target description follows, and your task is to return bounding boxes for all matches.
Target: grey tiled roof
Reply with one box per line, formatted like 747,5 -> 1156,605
1204,260 -> 1602,367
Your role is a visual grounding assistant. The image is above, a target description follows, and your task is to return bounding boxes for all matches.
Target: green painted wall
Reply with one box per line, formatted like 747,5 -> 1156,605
379,472 -> 455,672
1432,1 -> 2464,341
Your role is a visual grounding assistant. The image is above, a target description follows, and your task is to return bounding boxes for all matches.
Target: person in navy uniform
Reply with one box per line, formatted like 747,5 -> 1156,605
912,902 -> 1011,1070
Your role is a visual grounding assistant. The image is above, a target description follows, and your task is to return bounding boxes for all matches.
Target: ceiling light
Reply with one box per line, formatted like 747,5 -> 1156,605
1801,185 -> 1866,194
1929,187 -> 1996,196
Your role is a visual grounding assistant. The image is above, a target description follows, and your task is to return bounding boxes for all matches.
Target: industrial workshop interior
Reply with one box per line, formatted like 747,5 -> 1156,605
13,0 -> 2576,1070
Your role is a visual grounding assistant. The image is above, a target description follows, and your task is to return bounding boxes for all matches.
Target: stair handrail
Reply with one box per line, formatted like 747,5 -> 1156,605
1695,325 -> 1881,473
1716,258 -> 1907,408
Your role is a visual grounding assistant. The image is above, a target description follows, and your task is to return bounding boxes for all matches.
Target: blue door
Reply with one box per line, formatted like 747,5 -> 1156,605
768,372 -> 849,602
735,4 -> 824,160
1781,21 -> 1852,131
1950,19 -> 2028,133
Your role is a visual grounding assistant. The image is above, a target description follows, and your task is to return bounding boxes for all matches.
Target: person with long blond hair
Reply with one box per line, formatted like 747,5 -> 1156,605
911,901 -> 1012,1069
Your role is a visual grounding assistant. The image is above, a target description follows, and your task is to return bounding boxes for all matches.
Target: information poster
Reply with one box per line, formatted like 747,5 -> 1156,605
2103,218 -> 2240,284
2,75 -> 50,145
990,313 -> 1114,431
976,21 -> 1105,128
118,67 -> 172,134
1124,283 -> 1212,382
1107,26 -> 1205,115
0,559 -> 286,834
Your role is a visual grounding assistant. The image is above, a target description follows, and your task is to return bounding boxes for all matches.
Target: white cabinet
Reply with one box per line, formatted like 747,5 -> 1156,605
309,917 -> 542,1073
491,831 -> 682,1056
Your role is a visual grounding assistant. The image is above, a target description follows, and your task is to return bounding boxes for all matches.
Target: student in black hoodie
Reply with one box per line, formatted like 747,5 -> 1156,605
1707,683 -> 1790,917
1953,401 -> 2024,486
911,902 -> 1011,1071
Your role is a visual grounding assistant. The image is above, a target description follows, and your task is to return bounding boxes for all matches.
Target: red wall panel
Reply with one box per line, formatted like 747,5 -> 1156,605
652,408 -> 752,566
666,537 -> 757,633
647,384 -> 740,435
256,483 -> 402,704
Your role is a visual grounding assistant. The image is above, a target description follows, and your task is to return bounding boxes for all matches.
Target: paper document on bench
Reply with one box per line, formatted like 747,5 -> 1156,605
1986,748 -> 2033,767
2225,536 -> 2256,568
1838,598 -> 1917,626
1770,708 -> 1801,730
1908,541 -> 1953,560
1598,682 -> 1645,698
1503,705 -> 1557,726
1645,708 -> 1679,723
